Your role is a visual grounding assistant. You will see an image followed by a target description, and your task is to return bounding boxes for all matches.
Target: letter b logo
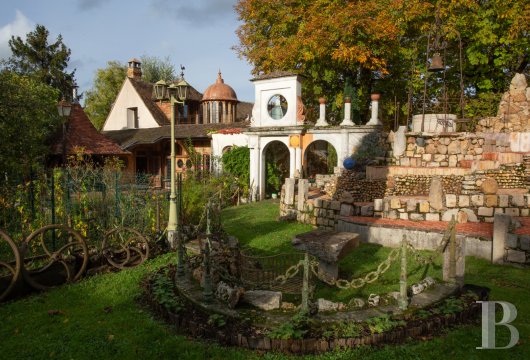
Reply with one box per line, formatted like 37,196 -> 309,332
477,301 -> 519,349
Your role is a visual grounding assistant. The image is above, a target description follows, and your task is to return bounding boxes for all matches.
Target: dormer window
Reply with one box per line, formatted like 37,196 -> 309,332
127,107 -> 138,128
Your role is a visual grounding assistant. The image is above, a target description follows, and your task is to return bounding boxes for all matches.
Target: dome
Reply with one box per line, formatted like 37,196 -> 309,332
202,71 -> 238,102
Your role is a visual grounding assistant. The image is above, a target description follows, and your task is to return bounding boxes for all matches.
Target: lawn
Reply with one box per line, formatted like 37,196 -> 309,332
0,200 -> 529,359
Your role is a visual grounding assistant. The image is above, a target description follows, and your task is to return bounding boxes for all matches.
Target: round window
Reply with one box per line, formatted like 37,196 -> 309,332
267,95 -> 288,120
177,159 -> 184,168
186,159 -> 193,168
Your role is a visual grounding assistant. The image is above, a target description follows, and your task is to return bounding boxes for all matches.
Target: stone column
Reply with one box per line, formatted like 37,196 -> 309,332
249,136 -> 260,201
340,97 -> 355,126
492,214 -> 510,263
284,178 -> 296,206
366,93 -> 382,125
315,97 -> 329,126
295,146 -> 302,177
297,179 -> 309,212
289,148 -> 296,178
443,234 -> 466,287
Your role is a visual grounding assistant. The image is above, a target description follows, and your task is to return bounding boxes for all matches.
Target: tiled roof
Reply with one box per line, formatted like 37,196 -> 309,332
237,101 -> 254,121
52,104 -> 129,155
103,122 -> 250,150
251,71 -> 301,81
128,78 -> 203,126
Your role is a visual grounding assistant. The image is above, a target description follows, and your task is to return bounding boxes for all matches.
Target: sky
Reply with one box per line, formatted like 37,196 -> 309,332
0,0 -> 255,102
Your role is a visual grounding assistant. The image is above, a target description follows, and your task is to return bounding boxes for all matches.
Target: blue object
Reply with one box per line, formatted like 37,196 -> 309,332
343,157 -> 356,170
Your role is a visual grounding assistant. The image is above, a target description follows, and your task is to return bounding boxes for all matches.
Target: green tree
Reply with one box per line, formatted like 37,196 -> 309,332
5,24 -> 75,99
0,70 -> 61,183
140,55 -> 176,83
84,61 -> 127,130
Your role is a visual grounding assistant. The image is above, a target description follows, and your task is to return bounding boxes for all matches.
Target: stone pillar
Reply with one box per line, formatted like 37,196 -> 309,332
249,136 -> 260,201
338,131 -> 349,168
289,148 -> 296,178
295,146 -> 302,177
492,214 -> 510,263
315,97 -> 329,126
298,179 -> 309,212
284,178 -> 296,205
340,97 -> 355,126
366,93 -> 382,125
443,234 -> 466,287
228,102 -> 233,123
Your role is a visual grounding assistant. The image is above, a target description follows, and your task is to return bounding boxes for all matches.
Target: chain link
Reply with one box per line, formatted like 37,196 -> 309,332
272,260 -> 304,285
310,247 -> 401,290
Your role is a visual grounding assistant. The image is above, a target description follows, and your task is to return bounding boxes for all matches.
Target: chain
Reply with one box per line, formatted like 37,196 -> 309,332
311,247 -> 401,290
272,260 -> 305,285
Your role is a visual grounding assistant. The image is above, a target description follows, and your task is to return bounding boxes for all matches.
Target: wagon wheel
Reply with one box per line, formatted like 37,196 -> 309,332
102,227 -> 149,269
0,230 -> 21,301
21,225 -> 88,291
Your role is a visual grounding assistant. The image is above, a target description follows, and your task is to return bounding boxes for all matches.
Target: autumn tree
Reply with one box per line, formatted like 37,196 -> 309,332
5,24 -> 75,99
235,0 -> 529,126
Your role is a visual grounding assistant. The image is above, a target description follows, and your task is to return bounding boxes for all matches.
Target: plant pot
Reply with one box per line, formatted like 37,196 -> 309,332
271,193 -> 278,199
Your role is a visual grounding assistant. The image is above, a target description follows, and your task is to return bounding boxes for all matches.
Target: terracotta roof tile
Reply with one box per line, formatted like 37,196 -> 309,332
52,104 -> 129,155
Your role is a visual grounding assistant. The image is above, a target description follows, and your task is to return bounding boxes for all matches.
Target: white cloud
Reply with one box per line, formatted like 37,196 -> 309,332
0,10 -> 34,60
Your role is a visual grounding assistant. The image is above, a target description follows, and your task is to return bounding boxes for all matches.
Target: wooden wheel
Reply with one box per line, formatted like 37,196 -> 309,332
21,225 -> 88,290
102,227 -> 149,269
0,230 -> 21,301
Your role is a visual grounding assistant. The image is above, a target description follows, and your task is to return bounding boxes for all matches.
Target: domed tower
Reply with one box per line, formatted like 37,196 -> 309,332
201,71 -> 238,124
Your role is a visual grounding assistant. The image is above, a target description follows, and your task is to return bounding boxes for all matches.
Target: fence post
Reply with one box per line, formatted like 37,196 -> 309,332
449,215 -> 456,283
114,172 -> 120,220
301,252 -> 310,313
399,235 -> 408,310
177,173 -> 185,277
202,201 -> 213,303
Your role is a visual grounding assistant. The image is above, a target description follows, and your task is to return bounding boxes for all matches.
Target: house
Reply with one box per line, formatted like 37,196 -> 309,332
50,102 -> 129,166
102,58 -> 252,185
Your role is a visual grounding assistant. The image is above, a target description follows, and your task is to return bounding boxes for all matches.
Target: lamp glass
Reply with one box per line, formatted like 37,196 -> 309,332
176,80 -> 189,101
154,80 -> 167,100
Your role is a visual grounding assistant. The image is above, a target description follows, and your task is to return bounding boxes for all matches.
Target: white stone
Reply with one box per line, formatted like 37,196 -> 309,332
374,199 -> 383,212
368,294 -> 380,307
317,298 -> 345,312
426,213 -> 440,221
411,283 -> 425,295
445,194 -> 457,208
478,207 -> 494,217
242,290 -> 282,311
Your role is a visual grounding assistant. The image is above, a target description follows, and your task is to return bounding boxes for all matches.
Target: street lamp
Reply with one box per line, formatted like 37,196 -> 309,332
57,98 -> 72,117
154,77 -> 189,252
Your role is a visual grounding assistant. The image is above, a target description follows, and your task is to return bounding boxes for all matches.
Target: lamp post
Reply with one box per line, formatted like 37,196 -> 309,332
154,77 -> 189,250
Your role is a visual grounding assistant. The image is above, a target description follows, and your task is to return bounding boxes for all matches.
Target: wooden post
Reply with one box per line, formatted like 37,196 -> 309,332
399,235 -> 408,310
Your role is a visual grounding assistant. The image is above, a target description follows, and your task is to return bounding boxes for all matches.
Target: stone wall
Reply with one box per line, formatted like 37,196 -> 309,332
334,170 -> 386,202
477,73 -> 530,133
380,193 -> 530,223
385,175 -> 464,196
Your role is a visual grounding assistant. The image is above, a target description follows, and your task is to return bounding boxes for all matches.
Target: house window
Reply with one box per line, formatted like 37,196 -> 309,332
127,107 -> 138,128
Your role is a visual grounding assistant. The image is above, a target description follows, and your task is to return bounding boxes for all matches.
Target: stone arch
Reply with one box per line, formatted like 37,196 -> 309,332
261,140 -> 290,197
303,140 -> 338,177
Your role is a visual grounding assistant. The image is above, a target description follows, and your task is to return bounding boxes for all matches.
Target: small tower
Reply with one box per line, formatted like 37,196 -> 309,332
201,70 -> 238,124
127,58 -> 142,80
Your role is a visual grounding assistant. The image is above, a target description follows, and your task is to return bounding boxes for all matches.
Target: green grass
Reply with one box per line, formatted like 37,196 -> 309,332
1,200 -> 529,359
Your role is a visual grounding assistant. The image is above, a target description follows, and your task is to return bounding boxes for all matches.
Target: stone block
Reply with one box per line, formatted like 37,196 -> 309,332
448,155 -> 458,167
426,213 -> 440,221
297,179 -> 309,212
387,210 -> 398,219
456,210 -> 469,224
437,144 -> 448,155
494,208 -> 504,215
322,200 -> 330,209
434,154 -> 446,162
390,198 -> 401,209
419,201 -> 430,213
506,250 -> 526,264
314,198 -> 323,208
242,290 -> 282,310
478,207 -> 494,217
399,213 -> 409,220
445,194 -> 457,208
422,153 -> 432,161
511,195 -> 525,207
410,213 -> 424,221
284,178 -> 296,205
471,195 -> 484,206
373,199 -> 383,212
485,217 -> 494,223
339,204 -> 353,217
429,177 -> 444,211
498,195 -> 509,208
443,235 -> 466,286
330,201 -> 341,211
505,208 -> 520,217
522,209 -> 529,217
406,199 -> 417,212
484,195 -> 498,207
458,195 -> 470,207
400,157 -> 410,167
360,205 -> 374,217
506,234 -> 518,249
447,141 -> 461,154
481,177 -> 498,195
493,214 -> 510,263
520,236 -> 530,251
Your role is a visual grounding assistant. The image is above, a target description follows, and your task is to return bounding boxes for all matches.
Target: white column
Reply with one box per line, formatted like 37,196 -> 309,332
366,93 -> 382,125
289,147 -> 296,177
315,97 -> 329,126
249,135 -> 260,201
340,97 -> 355,126
295,146 -> 302,177
338,131 -> 349,168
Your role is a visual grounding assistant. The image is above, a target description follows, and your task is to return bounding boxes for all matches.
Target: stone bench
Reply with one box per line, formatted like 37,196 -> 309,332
292,230 -> 360,281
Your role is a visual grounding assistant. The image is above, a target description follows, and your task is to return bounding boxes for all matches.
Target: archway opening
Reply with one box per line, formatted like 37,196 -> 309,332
304,140 -> 337,178
263,141 -> 290,196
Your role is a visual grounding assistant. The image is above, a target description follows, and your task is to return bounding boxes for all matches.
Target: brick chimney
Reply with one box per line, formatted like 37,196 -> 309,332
127,58 -> 142,80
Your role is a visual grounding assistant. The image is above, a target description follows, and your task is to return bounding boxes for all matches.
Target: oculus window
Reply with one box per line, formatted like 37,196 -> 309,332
267,95 -> 288,120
